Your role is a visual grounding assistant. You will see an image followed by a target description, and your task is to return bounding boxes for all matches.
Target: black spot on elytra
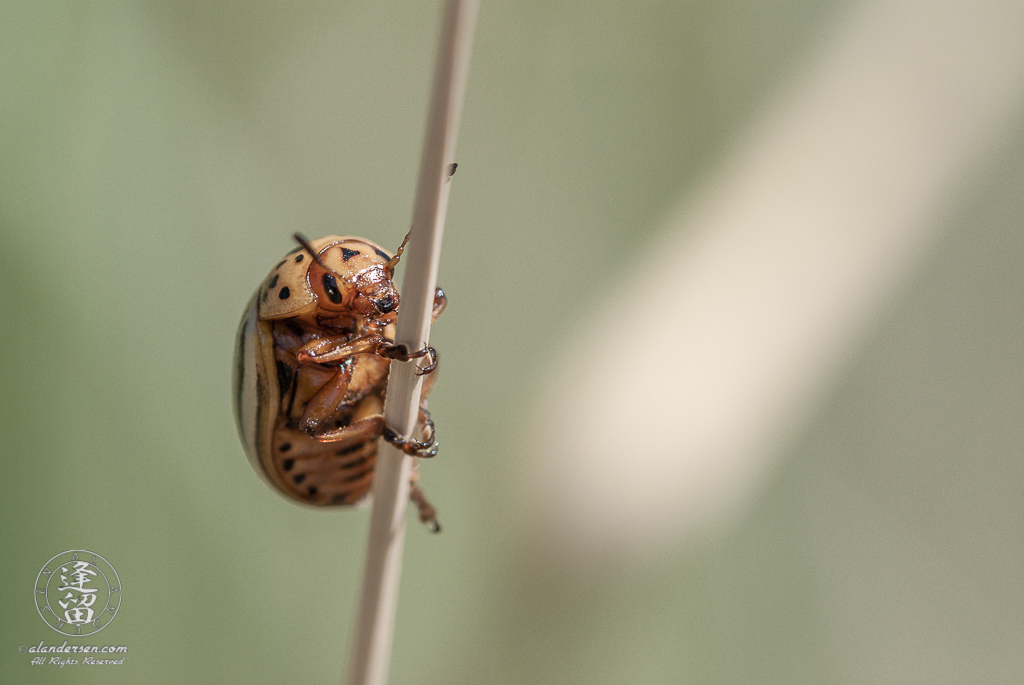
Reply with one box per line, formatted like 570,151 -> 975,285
307,485 -> 318,497
341,248 -> 360,261
333,493 -> 347,504
293,473 -> 306,484
282,458 -> 294,471
336,444 -> 362,456
261,290 -> 268,304
279,286 -> 291,300
286,245 -> 302,255
276,259 -> 287,269
294,254 -> 303,263
279,442 -> 291,452
374,248 -> 391,261
268,274 -> 279,288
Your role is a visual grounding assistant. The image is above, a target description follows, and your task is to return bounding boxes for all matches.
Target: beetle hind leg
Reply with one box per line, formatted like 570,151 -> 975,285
310,413 -> 385,444
308,393 -> 385,444
409,477 -> 440,533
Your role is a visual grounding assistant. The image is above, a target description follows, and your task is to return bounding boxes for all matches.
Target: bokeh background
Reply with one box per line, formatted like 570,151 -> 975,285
3,1 -> 1023,683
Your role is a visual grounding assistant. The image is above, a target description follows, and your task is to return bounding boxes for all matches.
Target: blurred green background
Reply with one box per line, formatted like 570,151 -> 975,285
2,1 -> 1023,683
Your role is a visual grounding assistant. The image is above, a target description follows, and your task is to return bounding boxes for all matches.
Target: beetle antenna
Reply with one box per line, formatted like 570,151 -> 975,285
386,231 -> 412,273
293,233 -> 353,285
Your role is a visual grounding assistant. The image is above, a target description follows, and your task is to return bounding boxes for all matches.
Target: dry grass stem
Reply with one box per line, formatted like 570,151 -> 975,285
344,2 -> 478,685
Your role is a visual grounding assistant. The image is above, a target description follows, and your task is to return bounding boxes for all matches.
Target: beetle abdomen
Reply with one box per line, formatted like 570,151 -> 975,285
263,319 -> 390,507
268,420 -> 378,506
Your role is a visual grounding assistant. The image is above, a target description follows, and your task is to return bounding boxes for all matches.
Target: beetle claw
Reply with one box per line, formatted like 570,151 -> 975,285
414,347 -> 438,376
383,419 -> 438,458
376,342 -> 438,376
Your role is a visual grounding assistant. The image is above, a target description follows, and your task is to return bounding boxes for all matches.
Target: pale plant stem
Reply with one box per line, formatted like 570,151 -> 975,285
344,2 -> 478,685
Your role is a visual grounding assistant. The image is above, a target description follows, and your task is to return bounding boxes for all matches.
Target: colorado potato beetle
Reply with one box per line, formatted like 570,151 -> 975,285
233,233 -> 446,531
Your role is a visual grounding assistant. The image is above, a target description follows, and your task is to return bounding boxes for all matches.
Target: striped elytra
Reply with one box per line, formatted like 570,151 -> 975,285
233,234 -> 445,531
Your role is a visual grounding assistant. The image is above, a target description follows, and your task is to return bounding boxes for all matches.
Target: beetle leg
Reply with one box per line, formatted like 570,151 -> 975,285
376,341 -> 439,377
307,393 -> 386,445
389,286 -> 446,376
415,347 -> 438,376
416,408 -> 436,446
310,409 -> 437,460
383,427 -> 438,458
383,408 -> 438,458
431,287 -> 447,322
310,414 -> 385,444
298,334 -> 384,364
299,362 -> 354,434
409,475 -> 441,533
375,340 -> 426,361
419,360 -> 440,400
300,335 -> 438,376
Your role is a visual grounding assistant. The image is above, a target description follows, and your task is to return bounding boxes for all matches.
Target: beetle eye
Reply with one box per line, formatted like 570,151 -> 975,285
322,274 -> 343,304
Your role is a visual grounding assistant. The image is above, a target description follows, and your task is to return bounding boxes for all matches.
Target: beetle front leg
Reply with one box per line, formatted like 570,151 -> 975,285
376,341 -> 438,377
372,288 -> 445,375
298,334 -> 384,364
300,334 -> 437,376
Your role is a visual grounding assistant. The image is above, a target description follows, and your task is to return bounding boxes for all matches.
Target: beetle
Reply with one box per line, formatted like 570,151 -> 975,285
233,233 -> 446,531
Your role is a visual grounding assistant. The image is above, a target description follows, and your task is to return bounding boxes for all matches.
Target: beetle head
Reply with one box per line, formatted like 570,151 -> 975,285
299,236 -> 400,320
